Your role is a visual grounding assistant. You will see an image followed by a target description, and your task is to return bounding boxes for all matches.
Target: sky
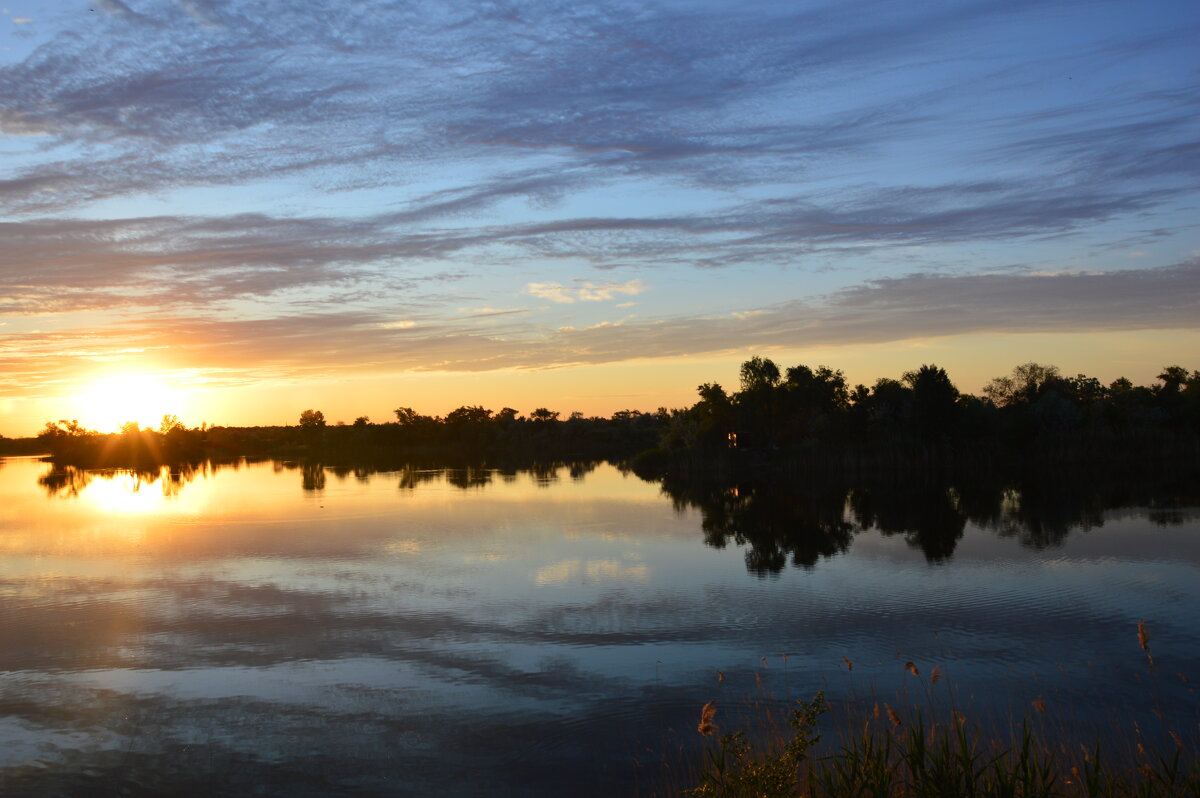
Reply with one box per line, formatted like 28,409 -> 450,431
1,0 -> 1198,434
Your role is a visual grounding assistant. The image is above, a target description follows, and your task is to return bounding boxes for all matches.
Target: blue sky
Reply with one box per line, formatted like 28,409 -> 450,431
1,0 -> 1198,431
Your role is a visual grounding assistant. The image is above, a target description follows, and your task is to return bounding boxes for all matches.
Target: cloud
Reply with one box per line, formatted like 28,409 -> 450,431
526,279 -> 645,304
91,0 -> 152,22
4,260 -> 1196,400
0,0 -> 1192,224
459,307 -> 529,318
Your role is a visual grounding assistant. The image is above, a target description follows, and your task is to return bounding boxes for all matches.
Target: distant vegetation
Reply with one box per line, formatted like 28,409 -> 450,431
11,359 -> 1200,469
651,359 -> 1199,459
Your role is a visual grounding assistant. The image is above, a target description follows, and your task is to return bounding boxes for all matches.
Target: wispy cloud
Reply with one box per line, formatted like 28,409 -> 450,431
526,279 -> 645,304
5,261 -> 1195,399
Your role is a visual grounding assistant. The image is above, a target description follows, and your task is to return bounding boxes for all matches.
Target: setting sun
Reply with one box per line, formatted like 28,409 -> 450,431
77,373 -> 185,433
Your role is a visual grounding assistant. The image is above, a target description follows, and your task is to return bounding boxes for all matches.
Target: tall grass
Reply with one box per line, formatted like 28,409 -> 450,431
683,697 -> 1196,797
679,623 -> 1197,797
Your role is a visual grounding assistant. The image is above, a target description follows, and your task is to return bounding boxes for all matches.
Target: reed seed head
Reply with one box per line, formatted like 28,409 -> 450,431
697,701 -> 717,737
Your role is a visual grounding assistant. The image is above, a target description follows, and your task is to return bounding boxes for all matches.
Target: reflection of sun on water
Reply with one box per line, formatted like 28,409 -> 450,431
84,471 -> 170,515
79,373 -> 184,432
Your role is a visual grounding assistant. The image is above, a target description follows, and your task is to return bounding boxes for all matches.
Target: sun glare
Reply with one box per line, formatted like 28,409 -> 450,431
83,470 -> 169,516
78,373 -> 185,432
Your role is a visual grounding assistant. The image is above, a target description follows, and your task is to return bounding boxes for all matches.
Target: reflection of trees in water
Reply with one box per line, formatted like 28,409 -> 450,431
848,483 -> 966,563
446,466 -> 492,490
38,465 -> 95,497
267,459 -> 605,493
529,461 -> 559,487
396,465 -> 443,492
658,467 -> 1200,575
300,463 -> 326,492
38,462 -> 205,498
37,458 -> 608,497
986,481 -> 1104,549
660,475 -> 855,576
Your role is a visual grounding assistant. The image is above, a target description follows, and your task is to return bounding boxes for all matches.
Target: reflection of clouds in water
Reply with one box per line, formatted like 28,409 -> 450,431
3,459 -> 1200,795
536,559 -> 578,585
586,559 -> 648,583
535,558 -> 649,586
383,539 -> 421,555
462,553 -> 508,563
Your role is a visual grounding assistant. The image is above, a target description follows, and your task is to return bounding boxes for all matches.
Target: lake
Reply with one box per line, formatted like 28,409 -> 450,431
1,455 -> 1197,796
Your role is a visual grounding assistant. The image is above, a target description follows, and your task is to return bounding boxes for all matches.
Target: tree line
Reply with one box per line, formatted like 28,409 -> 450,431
651,358 -> 1200,460
16,358 -> 1200,467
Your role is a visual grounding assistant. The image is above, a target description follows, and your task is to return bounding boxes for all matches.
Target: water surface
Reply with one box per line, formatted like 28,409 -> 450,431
1,456 -> 1197,795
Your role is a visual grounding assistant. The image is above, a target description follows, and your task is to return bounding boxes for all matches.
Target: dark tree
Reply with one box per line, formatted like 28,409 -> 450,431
446,405 -> 492,425
739,356 -> 781,392
903,364 -> 959,438
298,409 -> 326,428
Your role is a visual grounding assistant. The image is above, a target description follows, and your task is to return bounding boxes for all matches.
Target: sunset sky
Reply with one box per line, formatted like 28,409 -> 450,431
1,0 -> 1198,434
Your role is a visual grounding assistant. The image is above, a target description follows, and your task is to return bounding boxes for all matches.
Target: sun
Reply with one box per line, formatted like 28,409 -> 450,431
77,373 -> 186,433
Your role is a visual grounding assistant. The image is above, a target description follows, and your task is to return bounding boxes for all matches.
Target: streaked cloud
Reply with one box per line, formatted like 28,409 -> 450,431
4,260 -> 1195,400
526,279 -> 645,304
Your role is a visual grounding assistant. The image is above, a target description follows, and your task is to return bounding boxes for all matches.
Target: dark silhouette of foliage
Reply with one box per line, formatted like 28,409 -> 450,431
903,364 -> 959,439
298,409 -> 326,428
26,355 -> 1199,469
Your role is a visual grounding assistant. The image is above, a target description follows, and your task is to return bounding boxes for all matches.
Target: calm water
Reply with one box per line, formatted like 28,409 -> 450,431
1,455 -> 1197,796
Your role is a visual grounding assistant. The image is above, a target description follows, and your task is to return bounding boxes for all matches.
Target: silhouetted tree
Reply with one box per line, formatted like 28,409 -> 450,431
446,405 -> 492,425
779,364 -> 849,441
739,356 -> 781,392
159,414 -> 184,434
298,409 -> 326,428
697,382 -> 734,448
983,362 -> 1061,406
735,357 -> 782,447
903,364 -> 959,439
1158,365 -> 1189,394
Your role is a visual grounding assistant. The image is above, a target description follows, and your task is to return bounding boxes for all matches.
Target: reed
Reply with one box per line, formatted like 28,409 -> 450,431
682,699 -> 1196,797
679,625 -> 1197,797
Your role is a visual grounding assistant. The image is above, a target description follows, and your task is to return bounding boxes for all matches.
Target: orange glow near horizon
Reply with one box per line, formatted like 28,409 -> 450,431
8,328 -> 1197,438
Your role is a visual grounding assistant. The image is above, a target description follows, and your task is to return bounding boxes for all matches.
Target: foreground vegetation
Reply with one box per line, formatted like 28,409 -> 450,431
686,694 -> 1197,797
10,358 -> 1199,468
683,624 -> 1196,798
